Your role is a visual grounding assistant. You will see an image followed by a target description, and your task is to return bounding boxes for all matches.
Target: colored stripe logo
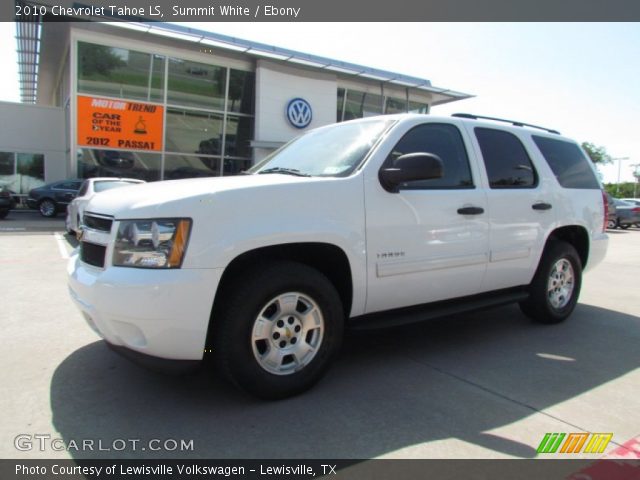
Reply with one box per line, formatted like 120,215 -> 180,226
537,433 -> 612,454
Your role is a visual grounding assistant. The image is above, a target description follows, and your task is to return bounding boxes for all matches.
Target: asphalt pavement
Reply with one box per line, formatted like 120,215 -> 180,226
1,213 -> 638,460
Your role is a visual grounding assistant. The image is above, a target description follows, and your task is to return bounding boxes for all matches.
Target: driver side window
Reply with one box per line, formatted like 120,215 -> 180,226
383,123 -> 473,189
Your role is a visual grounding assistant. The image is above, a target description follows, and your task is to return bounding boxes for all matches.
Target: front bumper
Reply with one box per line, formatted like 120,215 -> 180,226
106,342 -> 201,374
67,252 -> 224,361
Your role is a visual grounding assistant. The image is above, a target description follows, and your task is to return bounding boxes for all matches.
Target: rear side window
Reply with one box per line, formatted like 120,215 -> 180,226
94,181 -> 139,193
532,136 -> 600,189
475,128 -> 537,188
384,123 -> 473,189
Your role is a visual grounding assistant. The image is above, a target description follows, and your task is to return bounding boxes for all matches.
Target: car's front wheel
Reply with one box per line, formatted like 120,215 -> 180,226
212,261 -> 344,399
519,240 -> 582,324
38,199 -> 57,218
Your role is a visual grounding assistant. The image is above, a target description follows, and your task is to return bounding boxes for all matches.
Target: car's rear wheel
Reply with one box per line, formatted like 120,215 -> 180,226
212,261 -> 344,399
519,241 -> 582,324
38,199 -> 57,218
0,209 -> 8,219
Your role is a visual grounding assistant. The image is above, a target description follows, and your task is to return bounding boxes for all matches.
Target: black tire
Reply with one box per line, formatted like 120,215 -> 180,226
38,199 -> 57,218
212,261 -> 344,399
0,209 -> 8,219
519,241 -> 582,324
620,224 -> 630,230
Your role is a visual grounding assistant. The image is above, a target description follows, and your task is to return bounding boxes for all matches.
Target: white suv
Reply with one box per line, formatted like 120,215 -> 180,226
68,114 -> 609,399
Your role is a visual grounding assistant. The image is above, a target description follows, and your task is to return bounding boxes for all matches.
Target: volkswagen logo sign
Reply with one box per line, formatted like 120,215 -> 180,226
286,98 -> 312,129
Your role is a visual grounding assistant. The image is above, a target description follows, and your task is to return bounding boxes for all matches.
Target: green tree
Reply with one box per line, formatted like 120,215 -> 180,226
581,142 -> 612,165
604,183 -> 636,198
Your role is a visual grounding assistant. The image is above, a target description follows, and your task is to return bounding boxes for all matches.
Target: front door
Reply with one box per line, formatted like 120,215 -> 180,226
364,121 -> 490,314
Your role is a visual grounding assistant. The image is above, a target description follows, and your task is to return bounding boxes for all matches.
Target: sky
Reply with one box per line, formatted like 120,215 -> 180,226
0,21 -> 638,184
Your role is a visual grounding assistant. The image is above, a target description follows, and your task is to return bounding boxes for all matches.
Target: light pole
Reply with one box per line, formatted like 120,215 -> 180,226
613,157 -> 630,196
632,164 -> 640,199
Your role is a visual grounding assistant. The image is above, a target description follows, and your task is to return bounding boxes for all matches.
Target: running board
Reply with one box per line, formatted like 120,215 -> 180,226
349,288 -> 529,330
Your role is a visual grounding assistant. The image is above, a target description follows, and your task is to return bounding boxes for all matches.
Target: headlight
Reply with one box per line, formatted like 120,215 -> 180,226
113,218 -> 191,268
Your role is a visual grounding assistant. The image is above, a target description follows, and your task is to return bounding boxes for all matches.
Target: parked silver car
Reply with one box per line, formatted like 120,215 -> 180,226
611,198 -> 640,229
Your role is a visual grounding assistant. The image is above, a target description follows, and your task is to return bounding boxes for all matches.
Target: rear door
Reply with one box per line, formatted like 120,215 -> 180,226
466,126 -> 557,291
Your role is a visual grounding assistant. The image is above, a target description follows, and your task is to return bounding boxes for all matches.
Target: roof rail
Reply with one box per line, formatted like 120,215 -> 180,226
452,113 -> 560,135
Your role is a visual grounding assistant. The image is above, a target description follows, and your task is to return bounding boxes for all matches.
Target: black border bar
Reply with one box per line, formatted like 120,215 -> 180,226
6,0 -> 640,22
2,459 -> 640,480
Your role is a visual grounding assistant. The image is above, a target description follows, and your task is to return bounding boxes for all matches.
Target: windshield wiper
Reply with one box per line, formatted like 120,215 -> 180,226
258,167 -> 311,177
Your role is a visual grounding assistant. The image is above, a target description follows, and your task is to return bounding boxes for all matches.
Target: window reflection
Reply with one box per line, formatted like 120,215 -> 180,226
165,108 -> 224,155
0,152 -> 45,194
338,88 -> 426,121
77,149 -> 161,182
78,42 -> 165,102
228,69 -> 255,115
385,97 -> 407,114
167,58 -> 226,110
225,115 -> 254,158
164,154 -> 221,179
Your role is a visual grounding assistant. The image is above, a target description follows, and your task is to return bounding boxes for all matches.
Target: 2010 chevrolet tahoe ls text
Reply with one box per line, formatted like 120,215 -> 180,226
68,114 -> 609,399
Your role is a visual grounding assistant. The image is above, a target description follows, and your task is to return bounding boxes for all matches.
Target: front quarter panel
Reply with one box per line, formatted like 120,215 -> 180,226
182,176 -> 368,317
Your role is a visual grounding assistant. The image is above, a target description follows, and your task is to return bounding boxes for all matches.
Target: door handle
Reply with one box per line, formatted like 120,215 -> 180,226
532,202 -> 552,211
457,206 -> 484,215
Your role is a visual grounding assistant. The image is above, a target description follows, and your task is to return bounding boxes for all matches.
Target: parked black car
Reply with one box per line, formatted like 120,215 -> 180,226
26,179 -> 83,217
0,183 -> 16,219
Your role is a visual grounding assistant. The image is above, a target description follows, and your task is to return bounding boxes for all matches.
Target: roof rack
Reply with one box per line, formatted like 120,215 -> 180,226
452,113 -> 560,135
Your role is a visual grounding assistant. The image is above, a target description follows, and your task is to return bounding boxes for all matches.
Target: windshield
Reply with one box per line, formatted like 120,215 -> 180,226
94,181 -> 141,193
248,119 -> 394,177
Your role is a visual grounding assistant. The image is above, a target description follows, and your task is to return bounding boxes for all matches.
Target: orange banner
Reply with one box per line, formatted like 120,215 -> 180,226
77,95 -> 164,151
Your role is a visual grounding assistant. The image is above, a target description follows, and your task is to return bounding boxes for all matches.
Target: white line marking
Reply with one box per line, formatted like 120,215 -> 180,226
54,233 -> 69,259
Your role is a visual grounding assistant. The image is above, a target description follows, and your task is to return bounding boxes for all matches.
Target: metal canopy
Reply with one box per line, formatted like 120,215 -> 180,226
16,20 -> 42,103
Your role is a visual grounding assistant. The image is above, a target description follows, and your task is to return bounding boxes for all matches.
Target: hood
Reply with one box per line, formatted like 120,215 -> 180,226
85,174 -> 311,218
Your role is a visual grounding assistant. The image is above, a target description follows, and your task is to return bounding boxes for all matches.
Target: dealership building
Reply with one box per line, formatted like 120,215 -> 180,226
0,20 -> 470,194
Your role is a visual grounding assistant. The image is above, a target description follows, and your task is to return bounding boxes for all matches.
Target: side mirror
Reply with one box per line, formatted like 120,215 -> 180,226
379,152 -> 444,193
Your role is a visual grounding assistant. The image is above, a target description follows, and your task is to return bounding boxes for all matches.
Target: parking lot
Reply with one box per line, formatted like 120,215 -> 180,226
1,211 -> 639,460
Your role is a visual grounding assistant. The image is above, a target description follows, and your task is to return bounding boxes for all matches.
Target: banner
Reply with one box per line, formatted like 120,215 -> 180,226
77,95 -> 164,152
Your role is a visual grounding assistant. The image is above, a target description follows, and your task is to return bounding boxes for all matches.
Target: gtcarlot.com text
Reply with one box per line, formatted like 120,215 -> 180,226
14,434 -> 194,452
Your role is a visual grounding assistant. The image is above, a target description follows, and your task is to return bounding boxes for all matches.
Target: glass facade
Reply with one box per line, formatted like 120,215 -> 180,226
78,43 -> 165,103
337,87 -> 428,122
76,41 -> 255,181
74,40 -> 433,182
77,149 -> 162,182
0,152 -> 45,195
167,58 -> 226,110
